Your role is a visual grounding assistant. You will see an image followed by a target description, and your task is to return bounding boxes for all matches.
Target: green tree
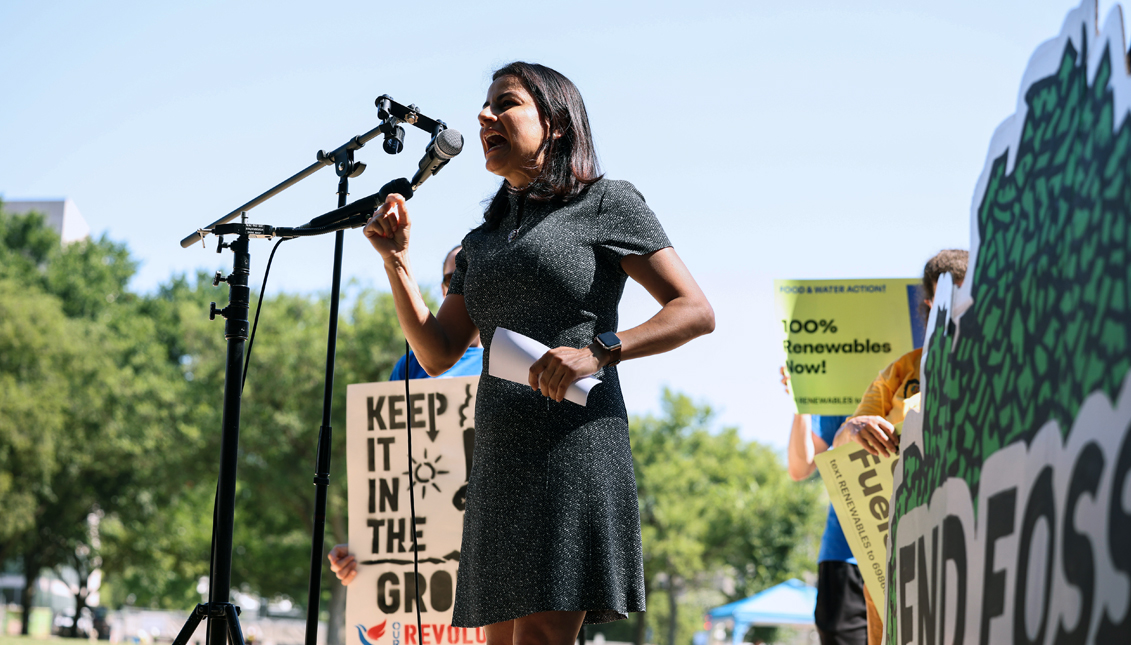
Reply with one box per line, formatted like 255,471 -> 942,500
0,281 -> 76,562
0,204 -> 186,635
0,204 -> 57,284
628,391 -> 824,645
101,269 -> 408,645
0,204 -> 409,643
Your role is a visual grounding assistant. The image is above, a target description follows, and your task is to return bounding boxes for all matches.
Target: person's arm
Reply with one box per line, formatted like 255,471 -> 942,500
833,362 -> 900,456
528,247 -> 715,401
787,414 -> 829,481
364,194 -> 479,376
780,367 -> 828,480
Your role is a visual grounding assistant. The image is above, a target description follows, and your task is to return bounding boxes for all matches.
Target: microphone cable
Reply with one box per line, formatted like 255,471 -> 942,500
403,339 -> 425,642
242,237 -> 288,392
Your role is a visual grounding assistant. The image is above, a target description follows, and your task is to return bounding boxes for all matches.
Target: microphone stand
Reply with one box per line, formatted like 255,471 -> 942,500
306,167 -> 350,645
174,95 -> 446,645
170,222 -> 253,645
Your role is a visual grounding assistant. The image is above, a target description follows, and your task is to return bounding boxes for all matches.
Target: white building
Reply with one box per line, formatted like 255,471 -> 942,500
4,198 -> 91,243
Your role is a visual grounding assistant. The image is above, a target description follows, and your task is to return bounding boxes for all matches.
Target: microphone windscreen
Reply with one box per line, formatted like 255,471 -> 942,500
382,177 -> 415,200
435,129 -> 464,159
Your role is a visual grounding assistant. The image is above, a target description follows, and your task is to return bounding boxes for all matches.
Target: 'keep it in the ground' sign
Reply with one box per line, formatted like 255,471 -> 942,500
346,377 -> 484,645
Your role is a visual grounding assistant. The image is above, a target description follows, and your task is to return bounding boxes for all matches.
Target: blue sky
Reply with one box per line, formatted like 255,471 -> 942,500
0,0 -> 1116,449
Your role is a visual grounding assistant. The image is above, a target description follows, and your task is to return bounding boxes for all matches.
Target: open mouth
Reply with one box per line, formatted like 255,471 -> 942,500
484,133 -> 507,152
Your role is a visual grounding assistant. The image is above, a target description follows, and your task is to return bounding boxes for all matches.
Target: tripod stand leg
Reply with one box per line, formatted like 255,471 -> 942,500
172,604 -> 207,645
224,604 -> 247,645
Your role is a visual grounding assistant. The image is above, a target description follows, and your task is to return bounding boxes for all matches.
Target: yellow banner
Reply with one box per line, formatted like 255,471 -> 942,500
774,278 -> 921,415
814,444 -> 898,606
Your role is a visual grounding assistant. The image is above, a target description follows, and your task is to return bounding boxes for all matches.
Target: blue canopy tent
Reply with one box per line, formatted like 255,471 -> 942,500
705,579 -> 817,645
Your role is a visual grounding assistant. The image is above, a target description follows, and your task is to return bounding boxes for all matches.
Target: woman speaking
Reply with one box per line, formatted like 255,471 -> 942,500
363,62 -> 714,645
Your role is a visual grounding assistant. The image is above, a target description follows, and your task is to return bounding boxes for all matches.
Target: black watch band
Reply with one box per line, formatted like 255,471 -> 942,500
594,332 -> 622,366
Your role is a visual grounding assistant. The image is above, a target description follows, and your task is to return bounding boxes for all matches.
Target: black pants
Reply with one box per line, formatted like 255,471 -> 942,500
814,561 -> 867,645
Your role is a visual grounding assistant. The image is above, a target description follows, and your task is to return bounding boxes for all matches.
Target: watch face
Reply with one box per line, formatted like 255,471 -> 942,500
597,332 -> 621,350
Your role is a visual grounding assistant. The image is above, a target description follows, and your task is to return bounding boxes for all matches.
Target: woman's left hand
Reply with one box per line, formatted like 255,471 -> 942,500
529,346 -> 601,402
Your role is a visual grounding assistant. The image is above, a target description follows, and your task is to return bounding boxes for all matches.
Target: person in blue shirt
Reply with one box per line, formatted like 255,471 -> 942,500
782,369 -> 866,645
388,244 -> 483,380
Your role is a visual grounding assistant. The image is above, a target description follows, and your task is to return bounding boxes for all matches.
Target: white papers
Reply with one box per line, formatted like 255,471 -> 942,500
488,327 -> 601,406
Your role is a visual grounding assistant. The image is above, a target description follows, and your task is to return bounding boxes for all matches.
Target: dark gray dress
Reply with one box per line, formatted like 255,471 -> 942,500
447,178 -> 671,627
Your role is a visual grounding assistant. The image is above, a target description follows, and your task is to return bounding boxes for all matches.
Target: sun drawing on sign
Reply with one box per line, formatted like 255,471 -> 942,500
404,449 -> 449,498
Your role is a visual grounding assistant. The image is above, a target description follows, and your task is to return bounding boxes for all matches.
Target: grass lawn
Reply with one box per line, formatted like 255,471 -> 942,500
0,636 -> 66,645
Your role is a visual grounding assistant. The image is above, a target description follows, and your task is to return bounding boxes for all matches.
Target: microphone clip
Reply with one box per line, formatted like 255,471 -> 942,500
317,143 -> 367,179
376,94 -> 448,138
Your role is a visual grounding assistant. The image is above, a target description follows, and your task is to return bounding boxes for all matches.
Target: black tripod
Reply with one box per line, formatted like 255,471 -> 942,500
174,96 -> 453,645
171,228 -> 253,645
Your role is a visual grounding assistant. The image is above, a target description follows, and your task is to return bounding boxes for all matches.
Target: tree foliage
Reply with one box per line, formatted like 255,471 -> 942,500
96,267 -> 407,645
0,281 -> 73,557
627,391 -> 825,645
0,204 -> 413,642
0,204 -> 184,634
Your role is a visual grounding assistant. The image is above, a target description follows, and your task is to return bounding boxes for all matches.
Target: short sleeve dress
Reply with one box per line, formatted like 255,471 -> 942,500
446,178 -> 671,627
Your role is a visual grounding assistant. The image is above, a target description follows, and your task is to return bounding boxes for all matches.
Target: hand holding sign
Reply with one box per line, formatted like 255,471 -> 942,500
328,544 -> 358,585
839,415 -> 899,458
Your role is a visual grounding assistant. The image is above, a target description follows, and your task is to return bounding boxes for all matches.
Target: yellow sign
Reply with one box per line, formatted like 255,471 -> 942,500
814,444 -> 898,605
774,278 -> 921,415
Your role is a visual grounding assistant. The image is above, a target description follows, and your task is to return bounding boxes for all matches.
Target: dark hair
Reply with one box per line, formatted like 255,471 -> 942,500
442,244 -> 461,275
921,249 -> 969,320
482,62 -> 603,228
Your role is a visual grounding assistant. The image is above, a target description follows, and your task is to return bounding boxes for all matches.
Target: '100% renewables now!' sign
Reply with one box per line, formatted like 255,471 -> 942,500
774,278 -> 923,415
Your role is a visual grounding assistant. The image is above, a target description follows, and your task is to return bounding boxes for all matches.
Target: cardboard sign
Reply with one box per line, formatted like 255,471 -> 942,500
774,278 -> 923,415
887,2 -> 1131,642
345,377 -> 483,645
815,444 -> 898,605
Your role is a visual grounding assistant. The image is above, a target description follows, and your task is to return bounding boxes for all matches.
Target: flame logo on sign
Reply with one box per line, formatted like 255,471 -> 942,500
355,622 -> 386,645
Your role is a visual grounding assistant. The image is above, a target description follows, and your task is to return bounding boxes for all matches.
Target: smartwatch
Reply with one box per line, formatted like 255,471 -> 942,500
594,331 -> 622,366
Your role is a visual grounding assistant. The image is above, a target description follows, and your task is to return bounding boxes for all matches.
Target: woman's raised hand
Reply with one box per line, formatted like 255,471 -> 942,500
363,193 -> 411,260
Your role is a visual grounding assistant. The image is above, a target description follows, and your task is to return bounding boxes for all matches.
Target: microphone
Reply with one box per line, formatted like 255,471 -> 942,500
299,178 -> 414,231
411,128 -> 463,191
292,129 -> 460,233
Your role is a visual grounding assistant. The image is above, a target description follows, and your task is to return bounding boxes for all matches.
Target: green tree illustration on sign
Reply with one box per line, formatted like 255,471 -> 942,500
888,12 -> 1131,642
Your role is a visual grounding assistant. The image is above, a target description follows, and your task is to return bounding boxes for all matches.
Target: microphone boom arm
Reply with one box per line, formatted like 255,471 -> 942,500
180,95 -> 445,248
202,179 -> 415,243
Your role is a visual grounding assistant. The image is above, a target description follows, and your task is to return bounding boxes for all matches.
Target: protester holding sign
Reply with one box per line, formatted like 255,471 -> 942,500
832,249 -> 967,645
782,369 -> 864,645
362,61 -> 713,644
835,251 -> 967,458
